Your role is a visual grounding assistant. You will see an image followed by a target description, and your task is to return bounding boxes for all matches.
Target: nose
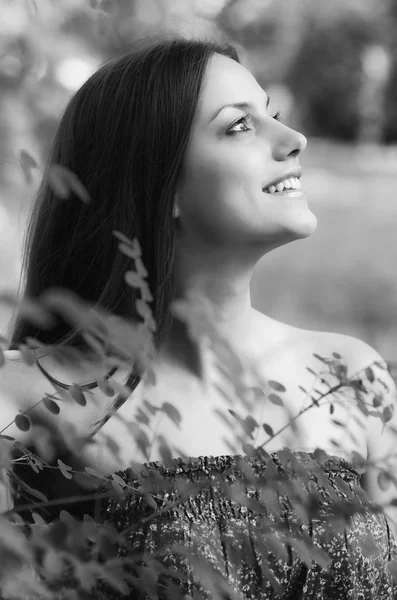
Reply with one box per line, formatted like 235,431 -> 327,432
271,125 -> 307,161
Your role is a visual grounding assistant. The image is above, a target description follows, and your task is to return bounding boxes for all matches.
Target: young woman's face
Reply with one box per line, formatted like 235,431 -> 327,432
177,53 -> 317,251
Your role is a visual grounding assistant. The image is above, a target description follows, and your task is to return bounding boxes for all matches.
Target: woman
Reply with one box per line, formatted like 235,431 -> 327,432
3,34 -> 397,599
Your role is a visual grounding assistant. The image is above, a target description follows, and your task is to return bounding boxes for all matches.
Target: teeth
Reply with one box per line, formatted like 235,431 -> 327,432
264,176 -> 301,194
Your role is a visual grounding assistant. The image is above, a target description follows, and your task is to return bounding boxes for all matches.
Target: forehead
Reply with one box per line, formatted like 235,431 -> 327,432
196,53 -> 265,119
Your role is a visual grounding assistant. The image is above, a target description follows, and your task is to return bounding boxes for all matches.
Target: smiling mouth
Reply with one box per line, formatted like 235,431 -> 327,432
262,177 -> 302,194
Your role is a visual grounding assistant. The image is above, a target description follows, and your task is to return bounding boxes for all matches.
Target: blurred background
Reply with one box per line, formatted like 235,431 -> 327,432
1,0 -> 397,365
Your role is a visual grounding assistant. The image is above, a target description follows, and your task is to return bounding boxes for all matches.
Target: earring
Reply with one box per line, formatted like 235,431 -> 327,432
173,203 -> 180,219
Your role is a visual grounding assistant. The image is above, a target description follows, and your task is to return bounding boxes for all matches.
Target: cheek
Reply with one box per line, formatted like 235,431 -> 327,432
181,145 -> 261,211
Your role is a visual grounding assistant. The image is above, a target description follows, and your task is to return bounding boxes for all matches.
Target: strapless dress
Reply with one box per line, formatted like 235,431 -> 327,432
58,449 -> 397,600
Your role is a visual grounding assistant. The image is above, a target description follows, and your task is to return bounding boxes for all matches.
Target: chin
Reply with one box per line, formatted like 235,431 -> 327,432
286,207 -> 318,239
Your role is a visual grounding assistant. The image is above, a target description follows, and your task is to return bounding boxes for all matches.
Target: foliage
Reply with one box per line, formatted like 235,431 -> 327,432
0,166 -> 397,598
1,2 -> 397,598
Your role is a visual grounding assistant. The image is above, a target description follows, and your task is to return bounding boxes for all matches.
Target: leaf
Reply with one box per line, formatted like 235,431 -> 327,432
69,384 -> 87,406
350,378 -> 367,392
45,521 -> 68,548
332,420 -> 345,428
144,492 -> 158,511
124,270 -> 143,288
15,414 -> 31,432
59,510 -> 76,527
268,380 -> 286,393
298,385 -> 307,394
378,471 -> 392,491
43,550 -> 64,579
262,423 -> 274,437
9,513 -> 24,525
365,367 -> 375,383
350,450 -> 366,470
31,512 -> 47,526
157,438 -> 176,469
268,393 -> 284,407
135,408 -> 150,427
312,353 -> 329,364
135,298 -> 153,321
143,398 -> 160,416
57,459 -> 73,480
13,440 -> 31,456
81,330 -> 106,356
17,478 -> 48,503
161,402 -> 181,427
28,455 -> 44,474
382,405 -> 393,424
47,164 -> 91,204
135,257 -> 148,279
17,298 -> 56,329
97,376 -> 116,397
332,352 -> 342,359
313,447 -> 330,464
19,149 -> 38,184
117,242 -> 141,260
332,362 -> 348,379
113,230 -> 134,245
111,479 -> 125,500
43,396 -> 60,415
18,343 -> 36,366
113,232 -> 142,258
85,466 -> 106,479
373,395 -> 383,408
329,404 -> 334,414
111,473 -> 127,489
140,280 -> 154,303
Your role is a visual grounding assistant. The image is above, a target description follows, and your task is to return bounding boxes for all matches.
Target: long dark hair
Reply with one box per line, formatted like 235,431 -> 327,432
7,34 -> 240,434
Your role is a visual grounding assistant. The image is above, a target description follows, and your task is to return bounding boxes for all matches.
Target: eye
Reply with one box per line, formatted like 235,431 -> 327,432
227,111 -> 282,135
227,113 -> 253,135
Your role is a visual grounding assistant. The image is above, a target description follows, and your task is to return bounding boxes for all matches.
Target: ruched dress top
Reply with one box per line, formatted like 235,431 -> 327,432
18,357 -> 397,599
82,450 -> 397,600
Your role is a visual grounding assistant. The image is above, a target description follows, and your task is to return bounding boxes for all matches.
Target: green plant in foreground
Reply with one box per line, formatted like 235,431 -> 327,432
0,164 -> 397,598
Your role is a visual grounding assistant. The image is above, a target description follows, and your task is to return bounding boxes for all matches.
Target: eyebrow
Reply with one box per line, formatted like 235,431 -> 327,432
209,96 -> 271,123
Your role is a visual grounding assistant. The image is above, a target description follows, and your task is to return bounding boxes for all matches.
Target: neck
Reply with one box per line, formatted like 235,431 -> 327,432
160,236 -> 275,373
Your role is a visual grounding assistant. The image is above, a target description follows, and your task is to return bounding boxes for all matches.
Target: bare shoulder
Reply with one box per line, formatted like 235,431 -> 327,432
293,327 -> 388,375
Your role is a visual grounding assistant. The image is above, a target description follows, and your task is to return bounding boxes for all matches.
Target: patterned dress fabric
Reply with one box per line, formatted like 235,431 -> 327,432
82,450 -> 397,600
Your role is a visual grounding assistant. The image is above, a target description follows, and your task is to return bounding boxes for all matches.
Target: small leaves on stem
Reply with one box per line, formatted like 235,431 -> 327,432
43,396 -> 60,415
69,384 -> 87,407
268,380 -> 287,393
15,414 -> 31,432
